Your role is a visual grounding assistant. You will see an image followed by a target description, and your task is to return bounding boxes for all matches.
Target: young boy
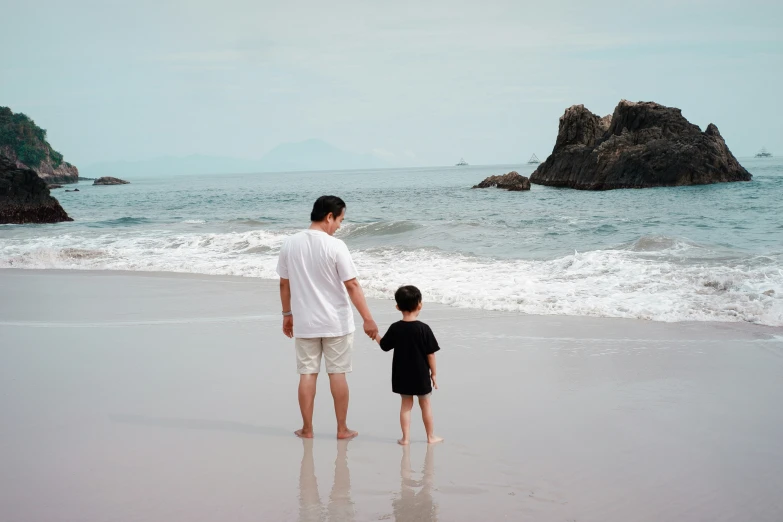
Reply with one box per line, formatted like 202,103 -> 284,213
375,285 -> 444,445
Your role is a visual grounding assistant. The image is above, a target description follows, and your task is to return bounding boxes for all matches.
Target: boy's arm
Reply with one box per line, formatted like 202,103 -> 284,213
427,353 -> 438,389
379,327 -> 394,352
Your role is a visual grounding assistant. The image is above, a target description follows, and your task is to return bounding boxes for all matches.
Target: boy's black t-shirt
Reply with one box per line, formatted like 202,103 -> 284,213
380,320 -> 440,396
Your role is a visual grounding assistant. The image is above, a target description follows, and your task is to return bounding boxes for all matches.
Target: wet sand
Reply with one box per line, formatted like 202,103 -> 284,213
1,269 -> 782,521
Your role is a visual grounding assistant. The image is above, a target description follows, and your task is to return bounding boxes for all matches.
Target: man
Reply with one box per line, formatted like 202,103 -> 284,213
277,195 -> 378,439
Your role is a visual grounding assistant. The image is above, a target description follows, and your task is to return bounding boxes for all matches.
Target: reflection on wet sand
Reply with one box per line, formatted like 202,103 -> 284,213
298,439 -> 355,522
393,444 -> 438,522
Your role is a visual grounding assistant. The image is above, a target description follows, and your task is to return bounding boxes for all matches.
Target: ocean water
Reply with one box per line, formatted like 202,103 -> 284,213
2,159 -> 782,326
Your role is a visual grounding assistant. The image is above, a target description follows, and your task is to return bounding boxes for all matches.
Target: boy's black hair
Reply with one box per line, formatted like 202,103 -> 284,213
395,285 -> 422,312
311,195 -> 346,222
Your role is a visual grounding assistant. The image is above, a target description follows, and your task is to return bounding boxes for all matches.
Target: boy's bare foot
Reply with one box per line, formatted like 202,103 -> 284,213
427,435 -> 444,444
336,429 -> 358,440
397,439 -> 410,446
295,429 -> 314,438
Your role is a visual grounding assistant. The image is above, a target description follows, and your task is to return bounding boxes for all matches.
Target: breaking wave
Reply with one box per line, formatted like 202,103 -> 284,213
338,221 -> 422,239
1,231 -> 781,326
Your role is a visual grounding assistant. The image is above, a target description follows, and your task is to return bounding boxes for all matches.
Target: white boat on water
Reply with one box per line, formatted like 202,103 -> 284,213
528,153 -> 540,164
455,158 -> 469,166
755,147 -> 772,158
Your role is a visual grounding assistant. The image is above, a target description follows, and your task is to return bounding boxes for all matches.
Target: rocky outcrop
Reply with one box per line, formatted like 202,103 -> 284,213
3,148 -> 80,184
530,100 -> 751,190
0,146 -> 79,185
93,177 -> 129,185
0,107 -> 79,184
473,171 -> 531,191
0,155 -> 72,224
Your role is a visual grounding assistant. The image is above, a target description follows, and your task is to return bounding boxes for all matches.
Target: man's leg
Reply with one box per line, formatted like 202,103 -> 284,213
323,334 -> 357,439
328,373 -> 357,439
296,373 -> 318,438
295,338 -> 323,438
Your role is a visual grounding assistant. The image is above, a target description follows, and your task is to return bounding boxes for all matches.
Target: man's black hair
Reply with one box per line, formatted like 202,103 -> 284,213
310,195 -> 346,222
395,285 -> 422,312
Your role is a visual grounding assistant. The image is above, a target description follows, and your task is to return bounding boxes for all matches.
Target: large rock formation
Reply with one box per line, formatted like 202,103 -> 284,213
0,107 -> 79,184
530,100 -> 751,190
93,177 -> 130,185
473,171 -> 531,191
0,155 -> 72,224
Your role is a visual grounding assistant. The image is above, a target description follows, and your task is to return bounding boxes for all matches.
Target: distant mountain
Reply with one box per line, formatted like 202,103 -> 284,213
80,139 -> 389,178
259,139 -> 388,172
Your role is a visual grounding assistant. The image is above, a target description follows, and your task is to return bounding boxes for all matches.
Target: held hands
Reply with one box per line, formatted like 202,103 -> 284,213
282,315 -> 294,338
363,319 -> 379,340
284,315 -> 376,341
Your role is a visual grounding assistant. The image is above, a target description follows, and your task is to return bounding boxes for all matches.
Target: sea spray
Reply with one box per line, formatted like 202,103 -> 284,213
1,229 -> 780,326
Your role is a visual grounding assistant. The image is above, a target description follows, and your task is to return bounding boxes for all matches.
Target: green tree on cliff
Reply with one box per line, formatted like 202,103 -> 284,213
0,106 -> 65,168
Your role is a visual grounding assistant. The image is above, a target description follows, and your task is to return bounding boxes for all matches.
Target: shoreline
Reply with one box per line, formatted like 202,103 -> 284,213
2,267 -> 781,335
1,269 -> 782,521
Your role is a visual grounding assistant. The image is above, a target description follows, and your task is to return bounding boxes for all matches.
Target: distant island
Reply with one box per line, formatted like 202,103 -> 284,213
0,107 -> 79,184
80,139 -> 390,178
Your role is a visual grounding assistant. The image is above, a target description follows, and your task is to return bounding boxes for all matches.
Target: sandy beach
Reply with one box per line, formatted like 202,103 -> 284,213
1,269 -> 782,521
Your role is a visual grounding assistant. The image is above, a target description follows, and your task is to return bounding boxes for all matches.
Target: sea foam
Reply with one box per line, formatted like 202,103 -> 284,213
1,229 -> 781,326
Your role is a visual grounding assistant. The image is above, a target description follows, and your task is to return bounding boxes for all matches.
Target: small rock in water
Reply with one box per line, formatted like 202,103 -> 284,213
93,177 -> 130,186
763,289 -> 775,296
473,171 -> 531,191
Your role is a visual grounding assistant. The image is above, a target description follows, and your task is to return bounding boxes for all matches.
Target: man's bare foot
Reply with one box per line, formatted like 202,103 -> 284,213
295,429 -> 314,438
336,429 -> 358,440
397,439 -> 410,446
427,435 -> 444,444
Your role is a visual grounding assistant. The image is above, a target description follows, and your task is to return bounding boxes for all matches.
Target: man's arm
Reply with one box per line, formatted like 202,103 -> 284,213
427,353 -> 438,389
280,278 -> 293,338
343,278 -> 378,339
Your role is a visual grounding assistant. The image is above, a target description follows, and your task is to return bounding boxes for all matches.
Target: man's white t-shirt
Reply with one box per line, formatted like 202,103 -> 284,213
276,229 -> 359,338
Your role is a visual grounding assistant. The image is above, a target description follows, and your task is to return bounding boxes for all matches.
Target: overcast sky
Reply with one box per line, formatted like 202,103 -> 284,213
2,0 -> 781,167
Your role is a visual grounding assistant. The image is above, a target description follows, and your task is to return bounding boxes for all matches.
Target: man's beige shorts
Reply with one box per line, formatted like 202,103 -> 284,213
295,333 -> 354,374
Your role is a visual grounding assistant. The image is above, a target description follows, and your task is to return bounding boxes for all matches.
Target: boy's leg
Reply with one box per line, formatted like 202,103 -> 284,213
399,395 -> 414,445
418,395 -> 443,444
